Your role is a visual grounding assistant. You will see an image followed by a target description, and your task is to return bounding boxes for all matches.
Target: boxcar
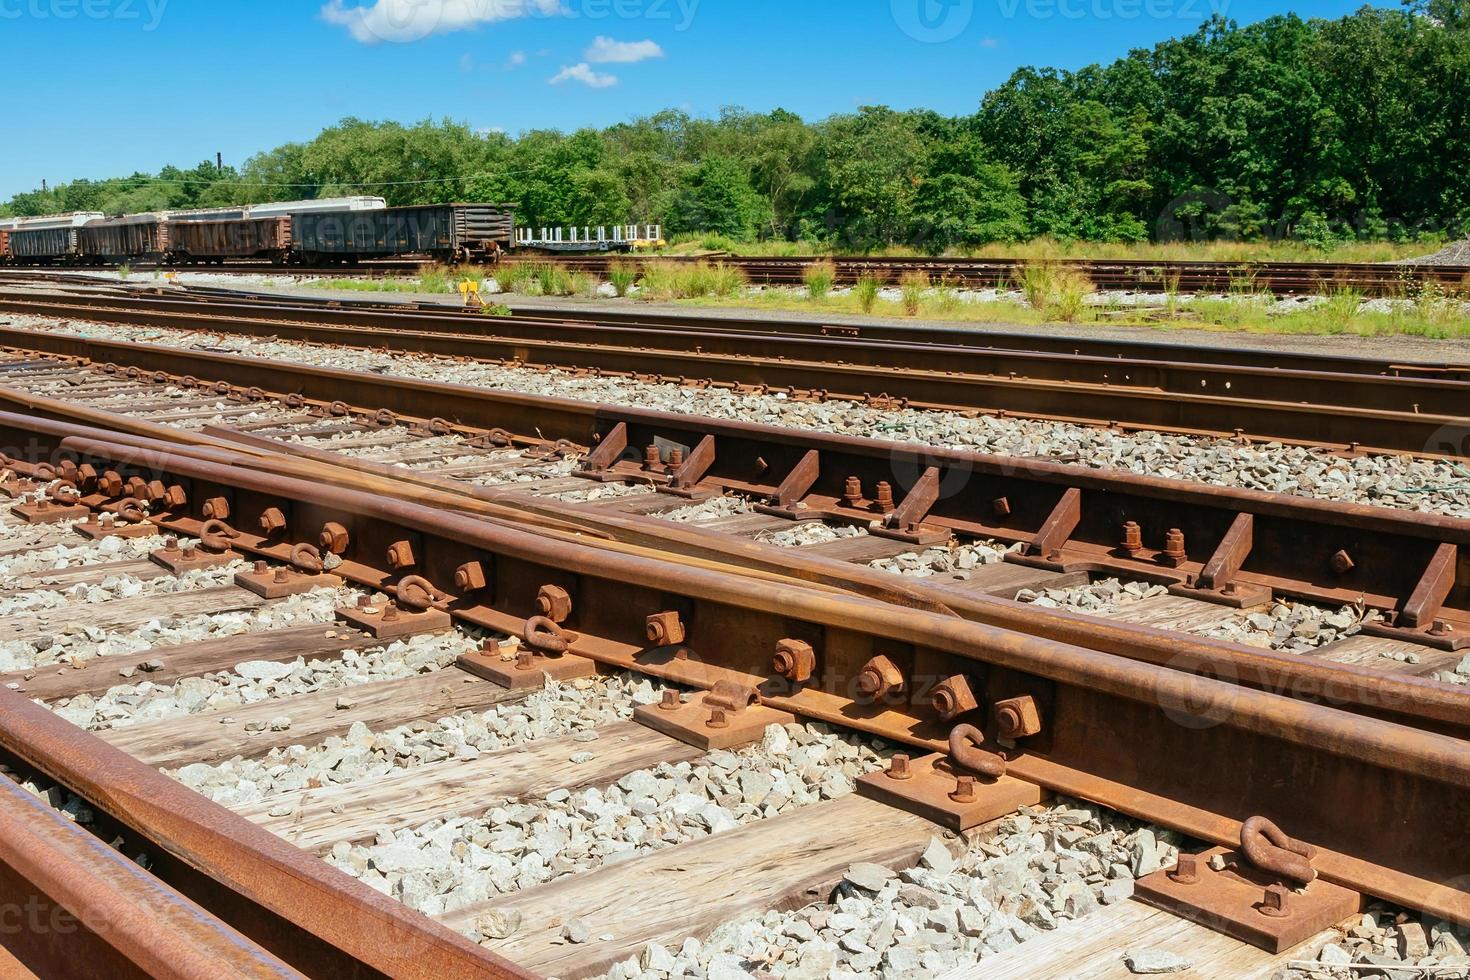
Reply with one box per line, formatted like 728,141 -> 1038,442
77,214 -> 170,264
0,230 -> 8,264
9,227 -> 80,263
167,216 -> 292,263
292,204 -> 514,264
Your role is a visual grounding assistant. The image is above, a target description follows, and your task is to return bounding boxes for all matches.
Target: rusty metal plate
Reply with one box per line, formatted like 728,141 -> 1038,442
9,500 -> 90,524
633,694 -> 794,751
457,648 -> 599,690
150,547 -> 242,575
334,603 -> 452,640
856,753 -> 1044,831
234,567 -> 343,599
1135,847 -> 1361,953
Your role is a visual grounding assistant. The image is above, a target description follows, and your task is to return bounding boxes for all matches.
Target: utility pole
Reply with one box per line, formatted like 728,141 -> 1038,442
41,179 -> 47,193
216,152 -> 223,172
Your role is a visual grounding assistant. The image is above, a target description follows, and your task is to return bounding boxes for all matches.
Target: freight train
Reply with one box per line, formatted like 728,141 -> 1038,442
0,197 -> 520,267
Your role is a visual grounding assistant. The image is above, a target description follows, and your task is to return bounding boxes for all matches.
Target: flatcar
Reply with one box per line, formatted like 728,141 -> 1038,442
167,215 -> 292,264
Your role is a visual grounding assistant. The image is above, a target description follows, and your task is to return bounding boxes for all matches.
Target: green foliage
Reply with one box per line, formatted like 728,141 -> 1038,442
803,260 -> 836,300
608,261 -> 638,297
7,7 -> 1470,251
853,275 -> 881,314
899,271 -> 928,316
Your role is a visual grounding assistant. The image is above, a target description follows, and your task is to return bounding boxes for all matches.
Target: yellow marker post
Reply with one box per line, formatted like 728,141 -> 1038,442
459,279 -> 484,309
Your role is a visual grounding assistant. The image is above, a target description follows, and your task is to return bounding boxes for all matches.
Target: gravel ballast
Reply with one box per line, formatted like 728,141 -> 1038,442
27,316 -> 1470,519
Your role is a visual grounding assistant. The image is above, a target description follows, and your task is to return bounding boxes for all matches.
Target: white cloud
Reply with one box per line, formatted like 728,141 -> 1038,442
584,36 -> 664,64
504,49 -> 527,68
321,0 -> 562,44
549,62 -> 618,88
980,36 -> 1000,48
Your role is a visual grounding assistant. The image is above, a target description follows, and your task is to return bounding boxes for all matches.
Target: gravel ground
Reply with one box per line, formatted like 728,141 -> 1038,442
173,672 -> 671,807
1286,913 -> 1469,979
598,800 -> 1170,980
52,627 -> 468,734
325,719 -> 887,925
1018,579 -> 1370,653
2,576 -> 357,675
29,316 -> 1470,519
867,542 -> 1015,579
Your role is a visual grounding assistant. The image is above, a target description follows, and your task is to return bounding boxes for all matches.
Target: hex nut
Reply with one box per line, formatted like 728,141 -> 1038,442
202,497 -> 230,521
646,611 -> 686,646
319,522 -> 350,555
930,675 -> 980,721
536,585 -> 573,623
387,540 -> 417,569
454,562 -> 489,592
161,485 -> 188,509
856,655 -> 904,700
258,507 -> 287,534
772,638 -> 816,684
994,695 -> 1042,739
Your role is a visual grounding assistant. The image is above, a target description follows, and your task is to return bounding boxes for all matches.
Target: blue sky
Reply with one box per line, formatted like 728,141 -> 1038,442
3,0 -> 1369,198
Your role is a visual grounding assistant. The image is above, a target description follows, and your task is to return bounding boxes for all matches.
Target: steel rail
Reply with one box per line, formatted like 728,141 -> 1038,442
0,333 -> 1464,650
4,412 -> 1468,928
0,683 -> 533,980
0,292 -> 1464,456
0,767 -> 301,979
3,377 -> 1464,740
157,282 -> 1470,382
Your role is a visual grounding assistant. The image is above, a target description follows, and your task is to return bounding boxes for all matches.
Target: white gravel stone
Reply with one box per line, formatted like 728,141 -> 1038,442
1124,948 -> 1192,974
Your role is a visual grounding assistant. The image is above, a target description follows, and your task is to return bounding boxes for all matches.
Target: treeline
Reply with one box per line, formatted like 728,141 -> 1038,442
6,2 -> 1468,251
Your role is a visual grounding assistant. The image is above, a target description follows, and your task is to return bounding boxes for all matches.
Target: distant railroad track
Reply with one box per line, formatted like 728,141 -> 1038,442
0,283 -> 1466,456
5,254 -> 1470,296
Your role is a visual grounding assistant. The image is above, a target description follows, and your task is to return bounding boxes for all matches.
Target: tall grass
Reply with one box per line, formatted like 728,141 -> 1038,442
853,275 -> 881,314
116,263 -> 131,281
417,263 -> 452,293
608,261 -> 638,297
899,271 -> 929,316
803,260 -> 837,300
1017,261 -> 1093,320
638,260 -> 748,300
1317,287 -> 1365,333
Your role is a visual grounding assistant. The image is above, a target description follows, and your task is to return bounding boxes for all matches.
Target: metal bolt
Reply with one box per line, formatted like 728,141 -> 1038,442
1169,853 -> 1200,885
643,444 -> 661,470
993,497 -> 1012,517
1430,620 -> 1453,637
872,482 -> 895,513
274,567 -> 289,584
1120,521 -> 1143,555
887,753 -> 913,781
1330,549 -> 1355,575
668,448 -> 684,467
706,708 -> 729,730
536,585 -> 572,623
1258,884 -> 1291,918
259,508 -> 287,534
949,775 -> 976,804
1223,581 -> 1239,596
772,638 -> 816,684
254,560 -> 267,575
320,522 -> 350,555
842,476 -> 863,508
387,540 -> 416,570
356,595 -> 370,610
646,611 -> 686,646
658,690 -> 680,712
1163,528 -> 1187,564
515,650 -> 534,671
163,536 -> 179,554
202,497 -> 230,521
382,602 -> 399,623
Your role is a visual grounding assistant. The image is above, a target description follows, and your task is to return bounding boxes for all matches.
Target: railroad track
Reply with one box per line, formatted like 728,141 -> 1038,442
526,253 -> 1470,299
0,297 -> 1467,973
1,284 -> 1468,456
0,392 -> 1466,975
5,252 -> 1470,297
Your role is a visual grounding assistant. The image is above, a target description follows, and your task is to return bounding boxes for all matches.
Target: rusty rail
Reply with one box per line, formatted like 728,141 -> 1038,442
0,291 -> 1465,455
2,411 -> 1467,928
0,767 -> 300,978
0,662 -> 531,978
1,334 -> 1463,650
